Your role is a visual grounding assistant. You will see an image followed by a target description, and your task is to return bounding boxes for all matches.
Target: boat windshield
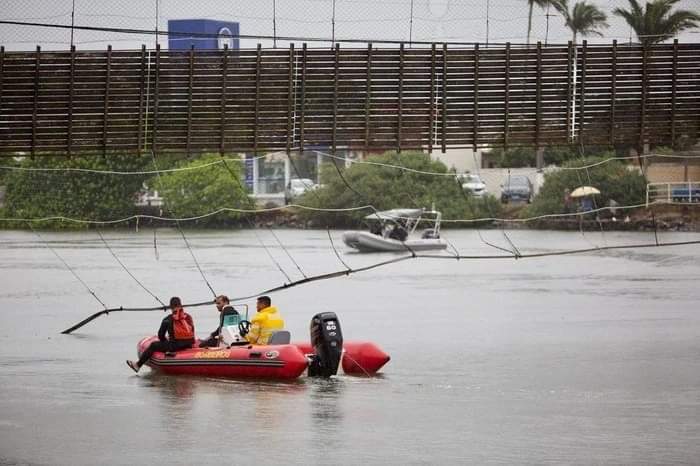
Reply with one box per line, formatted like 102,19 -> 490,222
364,208 -> 424,221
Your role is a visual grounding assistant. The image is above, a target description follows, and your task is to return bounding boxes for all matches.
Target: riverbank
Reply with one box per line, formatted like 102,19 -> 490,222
510,204 -> 700,232
2,203 -> 698,232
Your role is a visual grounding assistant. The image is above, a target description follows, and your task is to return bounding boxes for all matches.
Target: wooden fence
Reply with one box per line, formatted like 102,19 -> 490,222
0,41 -> 698,157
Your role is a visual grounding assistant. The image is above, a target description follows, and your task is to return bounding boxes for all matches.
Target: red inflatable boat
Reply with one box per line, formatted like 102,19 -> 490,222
135,312 -> 390,379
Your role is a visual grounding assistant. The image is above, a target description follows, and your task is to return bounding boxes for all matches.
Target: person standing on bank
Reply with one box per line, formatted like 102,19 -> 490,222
126,297 -> 195,373
199,295 -> 239,348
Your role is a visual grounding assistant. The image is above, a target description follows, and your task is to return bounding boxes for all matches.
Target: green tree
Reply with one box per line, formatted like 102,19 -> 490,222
527,0 -> 561,44
298,151 -> 501,227
524,155 -> 647,218
484,145 -> 607,168
554,0 -> 609,43
154,154 -> 252,226
613,0 -> 700,46
3,154 -> 151,228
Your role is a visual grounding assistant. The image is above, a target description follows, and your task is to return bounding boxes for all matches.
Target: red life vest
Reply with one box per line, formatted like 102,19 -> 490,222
172,310 -> 194,340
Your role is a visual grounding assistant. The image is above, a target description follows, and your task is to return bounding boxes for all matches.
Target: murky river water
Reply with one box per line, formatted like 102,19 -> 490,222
1,228 -> 699,465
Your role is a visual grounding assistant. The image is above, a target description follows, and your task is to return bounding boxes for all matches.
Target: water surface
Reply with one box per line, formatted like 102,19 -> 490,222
1,228 -> 699,465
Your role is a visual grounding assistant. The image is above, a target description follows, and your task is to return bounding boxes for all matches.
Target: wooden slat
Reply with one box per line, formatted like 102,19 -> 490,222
1,44 -> 699,156
103,45 -> 112,157
610,40 -> 617,145
67,45 -> 76,156
219,44 -> 228,155
299,43 -> 307,152
566,41 -> 573,143
504,43 -> 511,149
441,43 -> 447,153
428,43 -> 435,153
671,39 -> 678,148
364,43 -> 373,152
286,43 -> 294,153
0,47 -> 4,122
254,44 -> 262,154
578,41 -> 587,145
152,44 -> 161,154
186,46 -> 194,156
473,43 -> 479,151
332,43 -> 339,154
535,42 -> 542,148
31,46 -> 40,158
397,42 -> 404,153
137,45 -> 146,155
640,44 -> 648,150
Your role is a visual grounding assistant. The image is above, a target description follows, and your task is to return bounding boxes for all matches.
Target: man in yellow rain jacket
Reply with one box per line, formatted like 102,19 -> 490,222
246,295 -> 285,345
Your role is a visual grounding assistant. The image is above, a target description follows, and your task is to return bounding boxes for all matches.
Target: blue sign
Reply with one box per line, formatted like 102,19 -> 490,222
168,19 -> 240,50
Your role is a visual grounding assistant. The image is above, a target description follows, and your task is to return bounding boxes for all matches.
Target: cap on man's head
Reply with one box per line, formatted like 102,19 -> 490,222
170,296 -> 182,309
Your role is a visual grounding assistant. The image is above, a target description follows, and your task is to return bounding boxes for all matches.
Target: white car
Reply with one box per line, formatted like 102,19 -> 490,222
459,174 -> 488,197
285,178 -> 317,202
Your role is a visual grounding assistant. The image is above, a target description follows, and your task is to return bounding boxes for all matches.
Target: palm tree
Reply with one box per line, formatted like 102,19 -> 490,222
527,0 -> 560,45
613,0 -> 700,46
554,0 -> 609,43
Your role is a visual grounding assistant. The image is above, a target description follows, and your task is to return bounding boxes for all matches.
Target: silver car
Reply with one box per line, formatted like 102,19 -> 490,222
459,174 -> 488,197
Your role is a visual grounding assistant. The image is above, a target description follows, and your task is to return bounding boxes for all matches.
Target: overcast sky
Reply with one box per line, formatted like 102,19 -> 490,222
1,0 -> 699,50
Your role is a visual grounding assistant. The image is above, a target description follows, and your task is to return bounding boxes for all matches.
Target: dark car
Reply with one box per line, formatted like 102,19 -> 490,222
501,175 -> 533,203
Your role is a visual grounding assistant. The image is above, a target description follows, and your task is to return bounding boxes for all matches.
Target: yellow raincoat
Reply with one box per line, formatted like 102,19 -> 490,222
246,305 -> 285,345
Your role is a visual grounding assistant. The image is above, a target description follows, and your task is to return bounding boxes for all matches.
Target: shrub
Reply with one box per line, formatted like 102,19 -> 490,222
3,154 -> 151,229
297,151 -> 501,227
154,154 -> 252,226
524,155 -> 647,218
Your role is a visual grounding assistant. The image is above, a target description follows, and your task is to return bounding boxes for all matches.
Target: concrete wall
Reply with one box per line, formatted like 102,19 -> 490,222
646,163 -> 700,184
429,148 -> 482,173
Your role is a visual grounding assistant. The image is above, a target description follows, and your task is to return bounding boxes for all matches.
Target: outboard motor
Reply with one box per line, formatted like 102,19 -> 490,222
308,312 -> 343,377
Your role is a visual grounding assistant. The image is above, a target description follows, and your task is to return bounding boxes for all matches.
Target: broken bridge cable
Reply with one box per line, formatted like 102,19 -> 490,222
218,156 -> 294,283
95,228 -> 166,307
267,227 -> 309,279
61,253 -> 416,334
60,236 -> 700,335
27,222 -> 108,310
468,150 -> 521,258
327,227 -> 352,271
149,150 -> 217,298
283,152 -> 356,272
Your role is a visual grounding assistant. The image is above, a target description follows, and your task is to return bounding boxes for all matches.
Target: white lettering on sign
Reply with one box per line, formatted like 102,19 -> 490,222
217,27 -> 234,50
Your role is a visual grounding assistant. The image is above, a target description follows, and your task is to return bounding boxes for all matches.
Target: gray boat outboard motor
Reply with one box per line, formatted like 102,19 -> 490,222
308,312 -> 343,377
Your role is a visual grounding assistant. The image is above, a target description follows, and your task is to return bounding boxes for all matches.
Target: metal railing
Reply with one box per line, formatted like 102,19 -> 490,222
646,181 -> 700,206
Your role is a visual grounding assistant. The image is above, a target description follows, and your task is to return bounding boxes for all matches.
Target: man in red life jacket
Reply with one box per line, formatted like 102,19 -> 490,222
126,296 -> 195,373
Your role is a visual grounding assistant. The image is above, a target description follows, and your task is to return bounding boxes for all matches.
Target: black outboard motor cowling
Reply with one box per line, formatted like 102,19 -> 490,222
308,312 -> 343,377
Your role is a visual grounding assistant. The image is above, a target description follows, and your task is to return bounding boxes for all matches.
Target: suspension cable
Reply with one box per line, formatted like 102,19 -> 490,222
27,222 -> 108,310
61,237 -> 700,335
267,227 -> 308,279
96,228 -> 165,307
218,156 -> 294,283
149,150 -> 217,297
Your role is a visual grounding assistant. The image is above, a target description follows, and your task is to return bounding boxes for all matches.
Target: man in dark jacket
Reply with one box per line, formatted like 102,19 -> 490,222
126,296 -> 195,373
199,295 -> 240,348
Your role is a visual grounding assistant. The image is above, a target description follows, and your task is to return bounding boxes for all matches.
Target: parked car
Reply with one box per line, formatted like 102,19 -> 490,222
458,174 -> 488,197
501,175 -> 533,203
285,178 -> 317,203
